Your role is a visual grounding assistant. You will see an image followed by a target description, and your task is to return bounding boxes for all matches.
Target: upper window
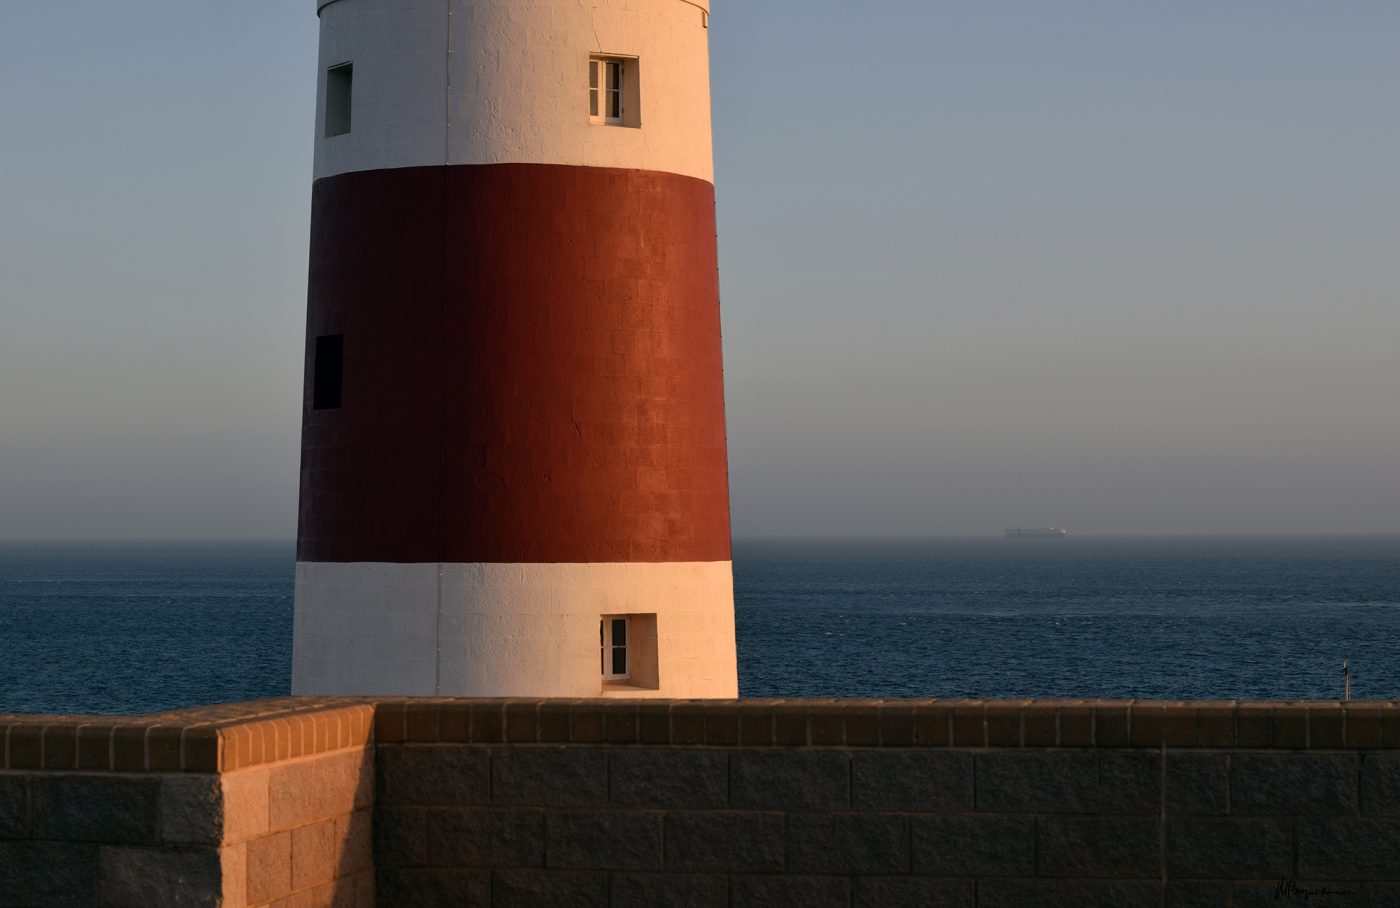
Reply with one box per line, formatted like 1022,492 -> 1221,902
313,334 -> 343,410
589,56 -> 640,128
325,63 -> 353,137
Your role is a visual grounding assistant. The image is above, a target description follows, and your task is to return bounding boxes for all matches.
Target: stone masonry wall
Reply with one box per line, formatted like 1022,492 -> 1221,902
371,699 -> 1400,907
5,699 -> 1400,906
0,700 -> 374,908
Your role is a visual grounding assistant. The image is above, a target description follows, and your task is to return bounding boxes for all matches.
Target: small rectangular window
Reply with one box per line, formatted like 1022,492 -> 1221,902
325,63 -> 353,137
313,334 -> 343,410
588,56 -> 639,128
601,616 -> 630,680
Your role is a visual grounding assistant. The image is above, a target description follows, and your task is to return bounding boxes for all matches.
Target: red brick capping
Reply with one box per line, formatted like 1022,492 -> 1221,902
0,698 -> 373,773
4,700 -> 1397,774
366,699 -> 1399,750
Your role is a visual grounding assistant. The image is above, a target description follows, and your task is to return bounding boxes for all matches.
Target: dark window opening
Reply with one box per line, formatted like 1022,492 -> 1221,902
313,334 -> 343,410
325,63 -> 353,137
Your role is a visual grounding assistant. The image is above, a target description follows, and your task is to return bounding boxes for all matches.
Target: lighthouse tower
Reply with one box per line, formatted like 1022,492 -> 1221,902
292,0 -> 736,698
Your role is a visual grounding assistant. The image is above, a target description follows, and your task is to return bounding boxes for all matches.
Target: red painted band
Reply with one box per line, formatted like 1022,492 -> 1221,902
297,164 -> 732,564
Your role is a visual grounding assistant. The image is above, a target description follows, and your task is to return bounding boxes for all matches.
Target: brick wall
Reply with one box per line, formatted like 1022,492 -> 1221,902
5,698 -> 1400,906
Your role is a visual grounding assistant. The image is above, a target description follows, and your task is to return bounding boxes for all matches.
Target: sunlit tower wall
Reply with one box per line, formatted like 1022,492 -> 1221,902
292,0 -> 735,698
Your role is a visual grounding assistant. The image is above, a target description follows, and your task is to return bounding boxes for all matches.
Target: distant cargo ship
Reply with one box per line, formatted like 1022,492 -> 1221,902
1005,527 -> 1069,538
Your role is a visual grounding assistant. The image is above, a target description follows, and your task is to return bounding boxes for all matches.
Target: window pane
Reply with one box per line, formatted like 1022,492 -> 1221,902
589,60 -> 599,89
612,647 -> 627,676
612,618 -> 627,646
606,62 -> 620,91
608,91 -> 621,119
313,334 -> 344,410
590,89 -> 599,117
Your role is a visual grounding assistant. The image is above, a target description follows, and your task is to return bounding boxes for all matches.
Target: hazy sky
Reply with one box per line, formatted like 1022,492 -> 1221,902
1,2 -> 1397,539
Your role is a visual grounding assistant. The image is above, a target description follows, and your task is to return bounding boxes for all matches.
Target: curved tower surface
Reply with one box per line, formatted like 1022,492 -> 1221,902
293,0 -> 736,697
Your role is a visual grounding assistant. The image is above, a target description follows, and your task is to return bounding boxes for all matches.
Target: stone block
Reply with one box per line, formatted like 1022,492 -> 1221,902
608,749 -> 728,809
1366,882 -> 1400,907
335,808 -> 373,876
729,750 -> 848,810
0,775 -> 28,839
377,869 -> 490,906
31,775 -> 160,843
1298,819 -> 1400,880
546,810 -> 662,870
851,751 -> 973,812
268,749 -> 372,830
1232,754 -> 1358,816
788,813 -> 909,873
0,841 -> 97,908
160,775 -> 224,845
1362,754 -> 1400,816
492,869 -> 607,908
292,818 -> 339,890
491,747 -> 607,807
425,807 -> 545,867
664,812 -> 786,872
374,806 -> 427,867
853,877 -> 975,908
220,843 -> 246,908
1167,817 -> 1292,879
1166,753 -> 1229,815
975,752 -> 1100,813
1037,816 -> 1161,877
610,872 -> 728,908
376,745 -> 489,805
1098,751 -> 1161,813
910,815 -> 1035,876
97,846 -> 222,908
221,769 -> 271,845
247,830 -> 293,905
350,869 -> 376,908
977,879 -> 1161,908
730,874 -> 849,908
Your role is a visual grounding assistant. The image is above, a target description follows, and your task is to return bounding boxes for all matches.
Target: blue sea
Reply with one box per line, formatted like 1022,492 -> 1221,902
1,537 -> 1396,715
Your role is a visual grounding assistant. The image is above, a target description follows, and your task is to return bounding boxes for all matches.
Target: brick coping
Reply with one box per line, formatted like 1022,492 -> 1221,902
4,699 -> 1398,773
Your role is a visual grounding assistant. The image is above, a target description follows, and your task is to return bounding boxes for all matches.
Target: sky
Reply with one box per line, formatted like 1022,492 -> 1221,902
1,1 -> 1397,539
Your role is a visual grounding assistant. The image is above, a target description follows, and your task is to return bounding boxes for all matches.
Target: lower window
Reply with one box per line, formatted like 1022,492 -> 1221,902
601,616 -> 630,680
600,613 -> 658,688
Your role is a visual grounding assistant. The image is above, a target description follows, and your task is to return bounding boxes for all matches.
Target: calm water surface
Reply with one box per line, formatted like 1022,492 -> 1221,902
1,537 -> 1396,714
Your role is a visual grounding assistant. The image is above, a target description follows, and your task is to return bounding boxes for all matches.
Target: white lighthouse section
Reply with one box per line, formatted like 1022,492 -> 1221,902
313,0 -> 714,183
293,562 -> 737,698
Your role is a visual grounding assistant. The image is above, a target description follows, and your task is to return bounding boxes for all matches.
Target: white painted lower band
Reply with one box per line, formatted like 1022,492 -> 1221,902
292,561 -> 738,698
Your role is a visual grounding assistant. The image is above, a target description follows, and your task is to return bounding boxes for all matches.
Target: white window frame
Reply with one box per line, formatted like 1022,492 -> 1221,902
589,57 -> 626,125
600,616 -> 630,681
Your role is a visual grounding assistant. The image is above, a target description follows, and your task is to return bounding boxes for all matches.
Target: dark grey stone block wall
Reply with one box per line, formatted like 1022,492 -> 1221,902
372,740 -> 1400,907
